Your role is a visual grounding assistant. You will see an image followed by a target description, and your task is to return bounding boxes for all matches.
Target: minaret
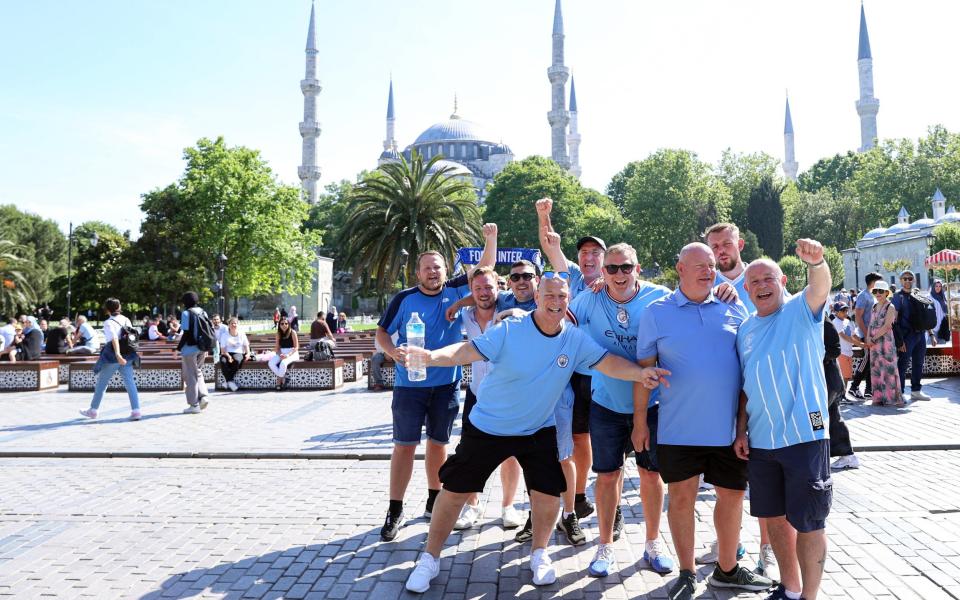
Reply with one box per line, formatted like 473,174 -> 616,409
547,0 -> 570,169
855,2 -> 880,152
298,2 -> 322,204
567,77 -> 581,178
932,188 -> 947,220
783,94 -> 798,182
383,79 -> 396,152
896,206 -> 909,225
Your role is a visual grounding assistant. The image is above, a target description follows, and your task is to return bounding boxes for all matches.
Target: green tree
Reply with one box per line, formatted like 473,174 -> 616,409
484,156 -> 589,257
932,222 -> 960,254
0,205 -> 67,308
778,255 -> 806,294
746,175 -> 785,259
797,151 -> 862,198
715,149 -> 780,227
883,259 -> 912,275
304,176 -> 366,263
823,246 -> 845,289
740,229 -> 762,263
136,137 -> 320,309
783,189 -> 861,252
0,240 -> 37,316
50,222 -> 130,315
605,161 -> 641,213
341,150 -> 482,291
620,149 -> 731,266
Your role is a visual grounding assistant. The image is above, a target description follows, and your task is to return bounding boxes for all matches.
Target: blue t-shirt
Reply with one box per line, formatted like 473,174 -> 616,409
737,291 -> 830,450
854,288 -> 876,333
378,275 -> 469,387
569,282 -> 671,414
469,314 -> 607,436
715,270 -> 755,314
566,261 -> 587,299
636,289 -> 748,446
497,290 -> 537,312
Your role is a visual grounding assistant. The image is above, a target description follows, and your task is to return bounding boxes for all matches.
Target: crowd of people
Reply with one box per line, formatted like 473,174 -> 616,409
365,196 -> 935,600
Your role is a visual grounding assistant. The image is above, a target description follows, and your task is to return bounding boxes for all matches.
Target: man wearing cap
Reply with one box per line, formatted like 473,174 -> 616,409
891,270 -> 932,402
537,197 -> 603,520
848,272 -> 883,400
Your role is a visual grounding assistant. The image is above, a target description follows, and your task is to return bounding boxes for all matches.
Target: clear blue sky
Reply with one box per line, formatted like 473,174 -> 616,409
3,1 -> 958,236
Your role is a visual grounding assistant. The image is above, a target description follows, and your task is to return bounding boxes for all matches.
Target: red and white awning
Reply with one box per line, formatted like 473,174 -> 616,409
925,249 -> 960,268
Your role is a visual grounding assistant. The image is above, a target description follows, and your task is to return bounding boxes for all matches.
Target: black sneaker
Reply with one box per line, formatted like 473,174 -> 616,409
707,564 -> 774,591
380,510 -> 404,542
514,513 -> 533,543
848,388 -> 864,400
574,497 -> 595,519
667,569 -> 697,600
556,512 -> 586,546
764,584 -> 790,600
863,391 -> 873,399
612,506 -> 624,542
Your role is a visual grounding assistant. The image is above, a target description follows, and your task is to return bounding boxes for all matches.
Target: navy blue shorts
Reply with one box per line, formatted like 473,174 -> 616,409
748,439 -> 832,533
391,383 -> 461,446
590,401 -> 660,473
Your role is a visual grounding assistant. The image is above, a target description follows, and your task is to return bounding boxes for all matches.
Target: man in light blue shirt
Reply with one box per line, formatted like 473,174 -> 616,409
568,242 -> 675,578
734,239 -> 833,600
399,275 -> 669,594
635,243 -> 768,597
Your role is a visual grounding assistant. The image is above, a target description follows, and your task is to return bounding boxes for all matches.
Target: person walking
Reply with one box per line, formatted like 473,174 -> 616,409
268,317 -> 299,390
891,270 -> 931,402
179,291 -> 211,414
80,298 -> 141,421
865,281 -> 902,407
218,317 -> 250,392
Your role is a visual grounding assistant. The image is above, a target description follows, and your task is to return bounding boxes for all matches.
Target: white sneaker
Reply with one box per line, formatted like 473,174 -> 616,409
912,390 -> 931,401
830,454 -> 861,470
756,543 -> 780,582
454,502 -> 483,530
530,548 -> 556,586
227,381 -> 239,392
79,408 -> 98,419
405,552 -> 439,593
129,410 -> 141,421
183,404 -> 202,414
502,504 -> 524,529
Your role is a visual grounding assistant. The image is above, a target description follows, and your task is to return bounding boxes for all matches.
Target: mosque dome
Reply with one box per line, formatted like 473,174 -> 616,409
490,142 -> 512,155
427,159 -> 473,177
937,209 -> 960,224
379,148 -> 401,161
909,216 -> 935,230
885,222 -> 911,234
862,226 -> 887,240
413,117 -> 497,145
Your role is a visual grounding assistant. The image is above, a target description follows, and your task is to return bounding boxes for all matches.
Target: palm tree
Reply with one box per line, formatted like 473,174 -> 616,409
0,240 -> 37,316
340,150 -> 482,293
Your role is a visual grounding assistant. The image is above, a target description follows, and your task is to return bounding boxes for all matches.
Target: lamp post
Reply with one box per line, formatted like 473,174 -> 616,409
400,249 -> 409,289
217,252 -> 228,317
65,222 -> 99,320
926,236 -> 935,288
853,248 -> 861,291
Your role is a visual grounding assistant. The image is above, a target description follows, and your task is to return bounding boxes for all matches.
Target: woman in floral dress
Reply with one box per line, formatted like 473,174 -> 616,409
865,280 -> 902,407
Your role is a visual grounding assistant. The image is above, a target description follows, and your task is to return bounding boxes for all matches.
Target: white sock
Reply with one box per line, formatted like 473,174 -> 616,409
784,589 -> 802,600
563,510 -> 574,519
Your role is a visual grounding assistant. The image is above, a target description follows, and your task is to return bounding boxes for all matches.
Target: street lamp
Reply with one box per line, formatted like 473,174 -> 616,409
217,252 -> 228,317
926,236 -> 935,288
400,249 -> 410,289
853,248 -> 861,290
65,222 -> 99,320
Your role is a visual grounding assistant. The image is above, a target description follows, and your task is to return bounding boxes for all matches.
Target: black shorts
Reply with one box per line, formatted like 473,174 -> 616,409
570,372 -> 592,435
748,439 -> 832,533
439,426 -> 566,497
657,443 -> 748,490
462,388 -> 479,434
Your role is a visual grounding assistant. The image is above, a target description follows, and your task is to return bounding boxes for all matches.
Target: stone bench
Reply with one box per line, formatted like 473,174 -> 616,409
41,355 -> 95,384
336,354 -> 364,382
215,359 -> 343,390
68,359 -> 215,392
0,361 -> 59,391
367,360 -> 473,390
851,345 -> 960,376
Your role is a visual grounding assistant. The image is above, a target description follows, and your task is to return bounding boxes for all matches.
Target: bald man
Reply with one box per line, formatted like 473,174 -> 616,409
734,239 -> 833,600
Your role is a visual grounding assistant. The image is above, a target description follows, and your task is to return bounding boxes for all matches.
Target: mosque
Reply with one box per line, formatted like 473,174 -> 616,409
297,0 -> 581,204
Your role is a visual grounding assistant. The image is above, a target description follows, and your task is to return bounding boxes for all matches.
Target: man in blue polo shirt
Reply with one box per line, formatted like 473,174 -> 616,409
568,242 -> 675,578
375,226 -> 497,542
735,239 -> 833,600
398,275 -> 670,593
635,243 -> 771,599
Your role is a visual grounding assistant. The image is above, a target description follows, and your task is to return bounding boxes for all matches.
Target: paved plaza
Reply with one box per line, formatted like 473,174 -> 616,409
2,378 -> 960,598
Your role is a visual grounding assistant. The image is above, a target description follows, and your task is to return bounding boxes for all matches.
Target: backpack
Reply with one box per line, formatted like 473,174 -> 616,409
188,307 -> 217,352
307,339 -> 335,361
907,291 -> 938,332
110,317 -> 140,355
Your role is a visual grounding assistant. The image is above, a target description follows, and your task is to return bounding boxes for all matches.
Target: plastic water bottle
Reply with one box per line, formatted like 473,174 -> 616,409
406,312 -> 427,381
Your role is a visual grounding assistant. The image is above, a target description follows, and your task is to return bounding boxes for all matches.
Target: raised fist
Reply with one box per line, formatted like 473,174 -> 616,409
795,238 -> 824,265
535,198 -> 553,216
482,223 -> 498,240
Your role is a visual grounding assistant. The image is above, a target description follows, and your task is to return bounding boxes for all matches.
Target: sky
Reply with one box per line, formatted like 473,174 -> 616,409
2,1 -> 958,238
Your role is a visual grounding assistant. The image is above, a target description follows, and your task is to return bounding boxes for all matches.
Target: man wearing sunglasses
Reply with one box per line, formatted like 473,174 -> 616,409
445,260 -> 541,320
398,274 -> 670,593
566,241 -> 676,579
891,270 -> 932,402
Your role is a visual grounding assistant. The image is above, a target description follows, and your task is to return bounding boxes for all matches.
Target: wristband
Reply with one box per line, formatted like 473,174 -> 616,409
807,259 -> 826,268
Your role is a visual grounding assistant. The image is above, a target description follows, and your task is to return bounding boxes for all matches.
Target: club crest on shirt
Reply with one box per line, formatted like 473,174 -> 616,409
557,354 -> 569,368
616,306 -> 628,325
741,332 -> 754,355
809,410 -> 824,431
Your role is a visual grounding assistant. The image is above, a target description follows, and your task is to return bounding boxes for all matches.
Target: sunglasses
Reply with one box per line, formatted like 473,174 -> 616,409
901,277 -> 914,281
871,289 -> 887,295
509,272 -> 536,282
603,263 -> 635,275
542,271 -> 570,280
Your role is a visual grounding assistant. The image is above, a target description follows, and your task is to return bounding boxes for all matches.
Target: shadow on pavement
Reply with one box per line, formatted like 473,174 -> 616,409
0,412 -> 184,434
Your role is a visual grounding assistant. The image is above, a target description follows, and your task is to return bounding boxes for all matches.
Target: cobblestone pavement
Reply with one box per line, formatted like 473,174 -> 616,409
2,452 -> 960,599
2,377 -> 960,456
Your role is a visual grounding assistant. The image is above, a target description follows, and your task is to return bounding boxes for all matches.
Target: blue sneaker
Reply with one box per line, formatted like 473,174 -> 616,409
643,540 -> 675,574
588,544 -> 615,577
